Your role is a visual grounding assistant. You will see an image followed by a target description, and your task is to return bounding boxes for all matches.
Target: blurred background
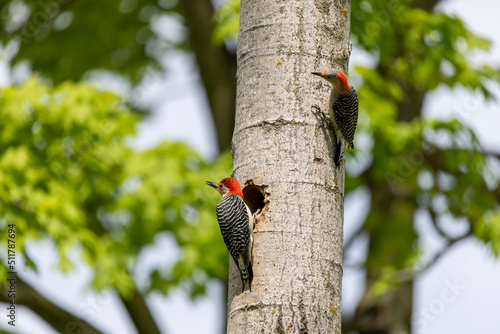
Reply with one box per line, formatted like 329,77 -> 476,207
0,0 -> 499,333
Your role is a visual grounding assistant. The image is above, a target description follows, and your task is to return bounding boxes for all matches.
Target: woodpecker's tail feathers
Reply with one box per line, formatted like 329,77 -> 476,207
248,262 -> 253,292
348,142 -> 354,150
334,140 -> 342,168
237,256 -> 253,292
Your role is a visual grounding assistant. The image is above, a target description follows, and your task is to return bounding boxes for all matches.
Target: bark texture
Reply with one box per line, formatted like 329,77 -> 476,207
229,0 -> 351,332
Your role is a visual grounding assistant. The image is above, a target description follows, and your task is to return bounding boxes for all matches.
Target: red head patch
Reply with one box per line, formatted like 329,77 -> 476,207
336,70 -> 351,93
218,177 -> 243,197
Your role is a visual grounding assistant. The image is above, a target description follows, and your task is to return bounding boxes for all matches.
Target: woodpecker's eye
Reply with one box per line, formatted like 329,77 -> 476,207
325,75 -> 331,79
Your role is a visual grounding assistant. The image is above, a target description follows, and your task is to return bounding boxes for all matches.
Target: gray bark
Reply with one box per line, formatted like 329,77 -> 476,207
228,0 -> 351,332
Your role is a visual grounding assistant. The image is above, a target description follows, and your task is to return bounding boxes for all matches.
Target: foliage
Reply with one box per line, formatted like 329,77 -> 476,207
0,0 -> 187,83
0,77 -> 232,297
212,0 -> 240,45
351,0 -> 499,94
347,0 -> 500,270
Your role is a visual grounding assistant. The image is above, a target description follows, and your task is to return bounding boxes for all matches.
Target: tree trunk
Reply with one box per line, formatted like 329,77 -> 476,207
180,0 -> 237,152
352,274 -> 413,334
349,177 -> 416,334
228,0 -> 351,332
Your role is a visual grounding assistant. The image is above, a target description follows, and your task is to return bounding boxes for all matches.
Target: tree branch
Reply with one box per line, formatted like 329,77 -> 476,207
483,150 -> 500,160
419,230 -> 472,274
392,230 -> 473,283
0,274 -> 104,334
428,209 -> 448,239
0,268 -> 163,334
414,0 -> 442,11
425,146 -> 500,200
120,286 -> 161,334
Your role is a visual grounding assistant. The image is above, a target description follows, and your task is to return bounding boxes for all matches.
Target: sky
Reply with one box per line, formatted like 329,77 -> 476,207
1,0 -> 500,333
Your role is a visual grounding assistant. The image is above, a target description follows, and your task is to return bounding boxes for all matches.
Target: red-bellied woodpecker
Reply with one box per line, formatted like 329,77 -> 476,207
312,69 -> 358,167
206,177 -> 254,292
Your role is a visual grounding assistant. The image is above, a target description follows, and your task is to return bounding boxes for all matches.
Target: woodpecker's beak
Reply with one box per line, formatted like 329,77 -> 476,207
311,72 -> 324,77
206,181 -> 218,189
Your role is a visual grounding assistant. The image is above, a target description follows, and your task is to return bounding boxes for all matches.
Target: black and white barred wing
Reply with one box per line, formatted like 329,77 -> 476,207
333,86 -> 358,149
216,194 -> 251,266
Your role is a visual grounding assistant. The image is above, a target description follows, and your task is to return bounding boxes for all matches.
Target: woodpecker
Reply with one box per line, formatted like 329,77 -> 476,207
312,69 -> 358,167
206,177 -> 254,292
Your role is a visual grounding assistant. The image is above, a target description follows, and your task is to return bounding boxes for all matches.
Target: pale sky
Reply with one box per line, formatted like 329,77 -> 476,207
1,0 -> 499,333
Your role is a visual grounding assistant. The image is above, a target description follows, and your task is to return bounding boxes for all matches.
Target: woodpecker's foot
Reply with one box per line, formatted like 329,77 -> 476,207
311,104 -> 321,113
310,104 -> 331,128
253,208 -> 262,225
